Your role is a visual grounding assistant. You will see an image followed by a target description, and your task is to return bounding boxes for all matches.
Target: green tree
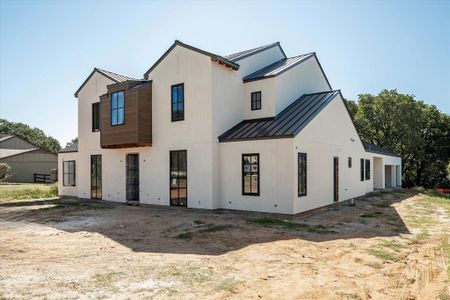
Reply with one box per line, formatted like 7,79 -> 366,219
64,137 -> 78,150
350,89 -> 450,188
0,118 -> 61,153
0,163 -> 11,182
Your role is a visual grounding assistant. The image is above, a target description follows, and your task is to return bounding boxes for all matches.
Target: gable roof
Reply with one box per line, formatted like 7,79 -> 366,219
363,141 -> 401,158
243,53 -> 315,82
143,40 -> 239,79
0,148 -> 39,160
0,135 -> 13,143
224,42 -> 287,62
74,68 -> 139,97
219,90 -> 340,142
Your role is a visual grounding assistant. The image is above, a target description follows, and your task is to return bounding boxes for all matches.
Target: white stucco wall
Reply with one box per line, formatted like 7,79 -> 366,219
243,78 -> 276,119
292,93 -> 370,214
219,138 -> 294,214
235,45 -> 285,77
58,152 -> 78,197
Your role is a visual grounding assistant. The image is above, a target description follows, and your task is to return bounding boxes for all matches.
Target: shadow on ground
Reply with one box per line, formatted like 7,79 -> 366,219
0,191 -> 414,255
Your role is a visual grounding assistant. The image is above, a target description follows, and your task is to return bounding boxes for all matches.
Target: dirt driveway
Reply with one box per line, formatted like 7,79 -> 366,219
0,191 -> 449,299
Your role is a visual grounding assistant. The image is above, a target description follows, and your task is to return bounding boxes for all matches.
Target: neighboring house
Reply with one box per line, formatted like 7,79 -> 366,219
0,134 -> 57,183
58,40 -> 401,214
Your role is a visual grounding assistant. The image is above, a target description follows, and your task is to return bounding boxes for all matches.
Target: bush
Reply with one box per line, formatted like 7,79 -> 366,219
0,163 -> 11,182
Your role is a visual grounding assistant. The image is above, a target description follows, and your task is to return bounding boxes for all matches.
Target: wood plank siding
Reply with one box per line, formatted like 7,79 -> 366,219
100,80 -> 152,148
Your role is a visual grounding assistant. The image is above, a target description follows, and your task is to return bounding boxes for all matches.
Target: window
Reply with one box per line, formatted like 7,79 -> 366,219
360,158 -> 364,181
348,157 -> 352,168
92,102 -> 100,132
365,159 -> 371,180
170,150 -> 187,206
251,91 -> 261,110
111,91 -> 125,126
298,153 -> 307,197
242,154 -> 259,195
171,83 -> 184,121
63,160 -> 76,186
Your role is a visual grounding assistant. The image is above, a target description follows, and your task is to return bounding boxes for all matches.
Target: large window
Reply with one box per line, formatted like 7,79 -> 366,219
171,83 -> 184,121
170,150 -> 187,206
242,154 -> 259,195
111,91 -> 125,126
251,91 -> 261,110
63,160 -> 76,186
365,159 -> 371,180
92,102 -> 100,132
360,158 -> 364,181
298,153 -> 307,197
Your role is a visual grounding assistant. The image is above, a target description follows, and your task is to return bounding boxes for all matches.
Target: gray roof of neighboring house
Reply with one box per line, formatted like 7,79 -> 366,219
363,141 -> 401,158
74,68 -> 140,97
0,148 -> 38,159
143,40 -> 240,79
243,53 -> 315,82
60,143 -> 78,153
224,42 -> 287,62
0,135 -> 13,143
219,90 -> 340,142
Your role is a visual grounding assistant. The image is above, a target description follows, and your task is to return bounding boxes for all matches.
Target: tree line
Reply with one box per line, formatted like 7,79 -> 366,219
346,89 -> 450,188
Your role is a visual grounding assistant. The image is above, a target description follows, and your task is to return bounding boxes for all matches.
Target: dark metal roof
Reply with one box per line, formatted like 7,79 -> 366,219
224,42 -> 287,62
243,53 -> 315,82
219,90 -> 340,142
143,40 -> 239,79
363,141 -> 401,158
74,68 -> 139,97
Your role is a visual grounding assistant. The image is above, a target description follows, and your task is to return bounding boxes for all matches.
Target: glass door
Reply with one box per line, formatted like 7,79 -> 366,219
170,150 -> 187,207
90,155 -> 102,199
126,154 -> 139,201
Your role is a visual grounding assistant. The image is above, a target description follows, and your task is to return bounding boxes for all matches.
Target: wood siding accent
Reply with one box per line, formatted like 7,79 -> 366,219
100,81 -> 152,148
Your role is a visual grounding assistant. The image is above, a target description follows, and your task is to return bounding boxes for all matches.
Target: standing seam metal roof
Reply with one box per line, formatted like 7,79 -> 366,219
224,42 -> 286,62
243,53 -> 315,82
218,90 -> 340,142
363,141 -> 401,157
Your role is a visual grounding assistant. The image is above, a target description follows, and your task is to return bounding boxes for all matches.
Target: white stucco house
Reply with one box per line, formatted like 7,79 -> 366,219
58,40 -> 401,215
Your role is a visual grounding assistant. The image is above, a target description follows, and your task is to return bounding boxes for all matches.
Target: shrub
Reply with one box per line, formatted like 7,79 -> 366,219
0,163 -> 11,182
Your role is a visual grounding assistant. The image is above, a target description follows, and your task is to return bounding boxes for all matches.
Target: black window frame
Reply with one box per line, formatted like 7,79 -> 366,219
171,83 -> 185,122
170,150 -> 188,207
92,102 -> 100,132
348,157 -> 352,168
90,155 -> 102,199
63,160 -> 76,186
298,152 -> 307,197
251,91 -> 262,111
111,90 -> 125,126
365,159 -> 371,180
242,153 -> 260,196
360,158 -> 364,181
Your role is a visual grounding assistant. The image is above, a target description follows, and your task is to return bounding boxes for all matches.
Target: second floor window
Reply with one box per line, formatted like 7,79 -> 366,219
251,91 -> 261,110
111,91 -> 125,126
171,83 -> 184,121
92,102 -> 100,132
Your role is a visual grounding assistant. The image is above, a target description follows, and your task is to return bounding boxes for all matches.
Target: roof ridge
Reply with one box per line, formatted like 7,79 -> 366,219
225,42 -> 283,61
303,90 -> 340,96
95,67 -> 139,80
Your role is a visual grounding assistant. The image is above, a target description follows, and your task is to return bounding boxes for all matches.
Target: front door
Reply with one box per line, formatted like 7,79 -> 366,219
333,157 -> 339,202
90,155 -> 102,199
126,154 -> 139,201
170,150 -> 187,207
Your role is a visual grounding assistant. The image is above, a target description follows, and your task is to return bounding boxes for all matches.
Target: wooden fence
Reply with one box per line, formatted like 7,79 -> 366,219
34,173 -> 52,184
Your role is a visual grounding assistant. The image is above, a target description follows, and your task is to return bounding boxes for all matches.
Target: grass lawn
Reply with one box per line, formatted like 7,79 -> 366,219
0,183 -> 57,200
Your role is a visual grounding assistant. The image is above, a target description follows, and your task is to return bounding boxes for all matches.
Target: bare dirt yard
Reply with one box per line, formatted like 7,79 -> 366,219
0,190 -> 449,299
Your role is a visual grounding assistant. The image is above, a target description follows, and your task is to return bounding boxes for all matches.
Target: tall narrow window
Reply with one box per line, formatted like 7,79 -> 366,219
298,153 -> 307,197
92,102 -> 100,132
365,159 -> 371,180
170,150 -> 187,206
171,83 -> 184,121
90,155 -> 102,199
360,158 -> 364,181
111,91 -> 125,126
242,154 -> 259,195
63,160 -> 76,186
348,157 -> 352,168
251,91 -> 261,110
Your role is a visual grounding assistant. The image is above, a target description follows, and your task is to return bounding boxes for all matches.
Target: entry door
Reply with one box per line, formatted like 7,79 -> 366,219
170,150 -> 187,207
333,157 -> 339,202
126,154 -> 139,201
90,155 -> 102,199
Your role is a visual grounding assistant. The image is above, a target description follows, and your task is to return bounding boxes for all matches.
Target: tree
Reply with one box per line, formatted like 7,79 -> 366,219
349,89 -> 450,188
0,163 -> 11,182
64,137 -> 78,150
0,118 -> 61,153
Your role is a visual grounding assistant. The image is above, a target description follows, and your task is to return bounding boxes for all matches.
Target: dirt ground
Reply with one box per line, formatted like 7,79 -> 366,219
0,191 -> 449,300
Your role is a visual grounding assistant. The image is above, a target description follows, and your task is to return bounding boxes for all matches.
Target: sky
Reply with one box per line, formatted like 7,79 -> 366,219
0,0 -> 449,146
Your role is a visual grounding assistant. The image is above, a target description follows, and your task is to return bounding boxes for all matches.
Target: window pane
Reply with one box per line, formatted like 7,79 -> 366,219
243,175 -> 251,193
172,86 -> 178,101
112,109 -> 117,125
118,92 -> 124,108
179,85 -> 184,100
251,175 -> 258,193
117,108 -> 124,124
112,93 -> 118,109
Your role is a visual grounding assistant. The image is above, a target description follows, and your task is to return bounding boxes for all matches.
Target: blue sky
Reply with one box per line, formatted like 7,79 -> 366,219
1,0 -> 449,146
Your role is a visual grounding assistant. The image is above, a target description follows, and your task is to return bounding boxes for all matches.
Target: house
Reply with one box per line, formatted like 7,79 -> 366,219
58,40 -> 401,214
0,134 -> 57,183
